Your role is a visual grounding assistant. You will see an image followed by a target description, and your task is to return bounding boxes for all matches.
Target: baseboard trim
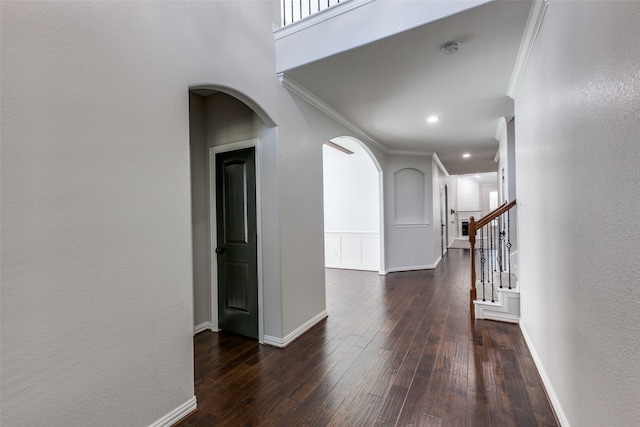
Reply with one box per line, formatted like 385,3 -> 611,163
193,322 -> 212,335
148,396 -> 197,427
520,322 -> 570,427
263,310 -> 328,348
433,255 -> 442,268
383,264 -> 437,274
325,262 -> 379,272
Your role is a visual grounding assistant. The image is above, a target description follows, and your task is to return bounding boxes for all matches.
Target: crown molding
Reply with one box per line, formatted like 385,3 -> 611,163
507,0 -> 549,97
387,149 -> 433,157
274,0 -> 375,40
278,72 -> 390,154
494,116 -> 507,142
433,153 -> 450,177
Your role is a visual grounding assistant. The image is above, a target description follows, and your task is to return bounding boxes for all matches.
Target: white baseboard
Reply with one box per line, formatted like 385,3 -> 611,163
383,263 -> 438,274
520,322 -> 569,427
433,255 -> 443,268
263,310 -> 328,348
193,321 -> 212,335
325,262 -> 378,272
148,396 -> 197,427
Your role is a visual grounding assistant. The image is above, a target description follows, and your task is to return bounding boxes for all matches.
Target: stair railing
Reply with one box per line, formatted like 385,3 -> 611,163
468,199 -> 517,318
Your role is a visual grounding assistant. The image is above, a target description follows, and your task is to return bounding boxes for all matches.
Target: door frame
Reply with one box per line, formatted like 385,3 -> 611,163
209,139 -> 264,342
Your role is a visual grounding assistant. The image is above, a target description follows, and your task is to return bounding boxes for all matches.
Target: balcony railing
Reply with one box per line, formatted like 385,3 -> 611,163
281,0 -> 344,27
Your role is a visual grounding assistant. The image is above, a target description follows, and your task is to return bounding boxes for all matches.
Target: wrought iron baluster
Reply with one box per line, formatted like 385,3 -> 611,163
480,227 -> 485,301
490,221 -> 495,302
499,214 -> 504,288
507,208 -> 512,289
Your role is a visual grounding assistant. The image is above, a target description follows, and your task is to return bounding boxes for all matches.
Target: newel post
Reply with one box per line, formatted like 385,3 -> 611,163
469,216 -> 477,319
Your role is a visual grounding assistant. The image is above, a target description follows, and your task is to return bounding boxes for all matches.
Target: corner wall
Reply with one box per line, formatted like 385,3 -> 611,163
515,2 -> 640,425
384,154 -> 435,272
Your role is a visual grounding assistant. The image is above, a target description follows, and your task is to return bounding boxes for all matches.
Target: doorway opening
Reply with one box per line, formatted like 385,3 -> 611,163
188,87 -> 276,343
322,136 -> 384,273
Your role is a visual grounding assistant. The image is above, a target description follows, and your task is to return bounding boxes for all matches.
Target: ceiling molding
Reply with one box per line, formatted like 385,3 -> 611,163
274,0 -> 375,40
433,153 -> 450,177
507,0 -> 549,97
387,149 -> 433,157
278,72 -> 391,154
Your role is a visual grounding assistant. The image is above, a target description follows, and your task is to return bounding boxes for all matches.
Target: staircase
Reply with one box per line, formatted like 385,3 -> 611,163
469,199 -> 519,322
474,270 -> 520,323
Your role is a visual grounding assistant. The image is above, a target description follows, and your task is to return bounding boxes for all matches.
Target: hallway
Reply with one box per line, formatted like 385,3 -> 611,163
178,250 -> 557,426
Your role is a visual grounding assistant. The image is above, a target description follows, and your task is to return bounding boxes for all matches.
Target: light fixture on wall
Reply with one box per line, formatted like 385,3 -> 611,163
463,153 -> 471,158
427,115 -> 439,123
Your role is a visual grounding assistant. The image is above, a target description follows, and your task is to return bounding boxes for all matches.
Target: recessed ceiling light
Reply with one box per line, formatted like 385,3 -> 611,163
463,153 -> 471,158
427,116 -> 439,123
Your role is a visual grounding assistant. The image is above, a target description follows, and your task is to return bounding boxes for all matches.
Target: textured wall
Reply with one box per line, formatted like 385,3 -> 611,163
515,2 -> 640,426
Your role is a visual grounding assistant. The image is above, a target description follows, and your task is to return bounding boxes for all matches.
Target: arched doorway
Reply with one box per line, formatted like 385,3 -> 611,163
188,86 -> 278,343
322,136 -> 384,273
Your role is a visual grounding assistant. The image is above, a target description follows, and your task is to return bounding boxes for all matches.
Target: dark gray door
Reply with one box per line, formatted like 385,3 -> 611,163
215,148 -> 258,339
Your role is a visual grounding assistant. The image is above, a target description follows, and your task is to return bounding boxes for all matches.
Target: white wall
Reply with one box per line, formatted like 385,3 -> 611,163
1,1 -> 363,424
515,2 -> 640,426
323,141 -> 379,232
457,176 -> 481,211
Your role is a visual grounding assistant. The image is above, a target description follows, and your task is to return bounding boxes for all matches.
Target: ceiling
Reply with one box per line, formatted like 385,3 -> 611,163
284,0 -> 532,175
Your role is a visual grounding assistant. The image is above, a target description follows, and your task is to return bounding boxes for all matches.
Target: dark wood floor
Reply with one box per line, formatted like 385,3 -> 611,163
178,249 -> 557,426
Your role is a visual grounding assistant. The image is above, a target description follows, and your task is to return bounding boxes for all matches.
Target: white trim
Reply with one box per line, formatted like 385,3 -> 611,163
324,230 -> 379,236
507,0 -> 549,97
474,287 -> 520,323
263,310 -> 328,348
383,264 -> 438,274
378,170 -> 386,275
520,322 -> 570,427
275,0 -> 375,39
193,322 -> 212,335
432,153 -> 449,177
278,73 -> 389,155
325,262 -> 378,272
433,255 -> 442,268
494,116 -> 508,141
209,139 -> 265,343
387,149 -> 433,156
148,396 -> 197,427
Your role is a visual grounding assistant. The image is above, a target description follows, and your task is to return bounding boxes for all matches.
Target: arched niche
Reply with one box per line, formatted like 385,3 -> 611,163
394,168 -> 427,225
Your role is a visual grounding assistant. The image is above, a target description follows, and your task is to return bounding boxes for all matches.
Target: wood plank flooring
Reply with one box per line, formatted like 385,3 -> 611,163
177,249 -> 557,426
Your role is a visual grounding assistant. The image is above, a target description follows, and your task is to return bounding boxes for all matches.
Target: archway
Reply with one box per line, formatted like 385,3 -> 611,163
188,86 -> 278,344
322,136 -> 384,273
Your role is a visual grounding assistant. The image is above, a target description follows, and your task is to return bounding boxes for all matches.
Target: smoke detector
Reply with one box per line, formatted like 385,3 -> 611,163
441,41 -> 461,55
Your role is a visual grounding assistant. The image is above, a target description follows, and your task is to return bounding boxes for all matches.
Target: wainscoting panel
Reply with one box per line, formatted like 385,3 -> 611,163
325,232 -> 379,271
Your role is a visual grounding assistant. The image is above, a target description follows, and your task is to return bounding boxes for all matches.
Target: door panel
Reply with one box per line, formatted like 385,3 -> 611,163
216,148 -> 258,339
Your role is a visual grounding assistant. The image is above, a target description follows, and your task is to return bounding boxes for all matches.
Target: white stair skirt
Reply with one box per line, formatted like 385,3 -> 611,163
474,284 -> 520,323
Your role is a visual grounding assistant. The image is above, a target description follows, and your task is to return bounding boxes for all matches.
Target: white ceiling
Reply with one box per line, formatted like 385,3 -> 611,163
284,0 -> 532,175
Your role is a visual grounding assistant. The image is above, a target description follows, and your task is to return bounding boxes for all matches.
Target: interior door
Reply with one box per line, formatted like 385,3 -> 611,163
216,148 -> 258,339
